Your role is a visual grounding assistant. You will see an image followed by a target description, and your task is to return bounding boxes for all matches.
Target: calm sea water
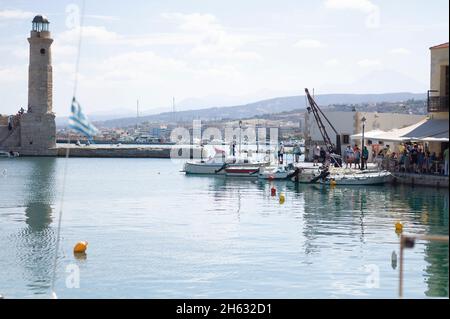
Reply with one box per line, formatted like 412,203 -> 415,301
0,157 -> 448,299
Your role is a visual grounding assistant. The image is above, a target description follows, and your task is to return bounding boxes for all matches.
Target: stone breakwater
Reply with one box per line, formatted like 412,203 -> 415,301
56,144 -> 203,159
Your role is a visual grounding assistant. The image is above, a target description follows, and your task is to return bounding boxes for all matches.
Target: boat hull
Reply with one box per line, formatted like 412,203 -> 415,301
321,172 -> 392,185
184,162 -> 227,175
225,167 -> 260,177
184,161 -> 267,175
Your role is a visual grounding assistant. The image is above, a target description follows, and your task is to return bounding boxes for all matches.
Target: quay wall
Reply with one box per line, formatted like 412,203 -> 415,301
392,173 -> 449,188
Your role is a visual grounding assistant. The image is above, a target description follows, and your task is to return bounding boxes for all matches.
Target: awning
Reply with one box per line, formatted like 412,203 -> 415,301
351,118 -> 449,143
402,119 -> 449,142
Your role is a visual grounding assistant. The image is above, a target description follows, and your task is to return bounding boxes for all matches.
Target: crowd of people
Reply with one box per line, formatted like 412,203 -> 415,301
343,144 -> 369,170
319,141 -> 449,177
372,143 -> 449,176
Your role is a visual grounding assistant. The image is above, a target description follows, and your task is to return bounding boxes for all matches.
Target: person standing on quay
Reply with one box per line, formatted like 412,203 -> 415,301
444,147 -> 449,176
354,145 -> 361,169
362,146 -> 369,170
278,142 -> 285,164
345,145 -> 354,169
313,144 -> 320,166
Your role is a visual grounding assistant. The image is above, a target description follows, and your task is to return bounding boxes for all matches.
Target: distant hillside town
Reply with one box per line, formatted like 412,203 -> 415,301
56,95 -> 427,145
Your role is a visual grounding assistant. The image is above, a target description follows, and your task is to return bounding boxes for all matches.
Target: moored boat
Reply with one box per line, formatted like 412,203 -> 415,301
183,156 -> 269,175
320,170 -> 392,185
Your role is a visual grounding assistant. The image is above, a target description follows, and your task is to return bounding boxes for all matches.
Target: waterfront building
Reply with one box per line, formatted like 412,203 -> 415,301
351,42 -> 449,159
0,15 -> 56,155
303,111 -> 425,159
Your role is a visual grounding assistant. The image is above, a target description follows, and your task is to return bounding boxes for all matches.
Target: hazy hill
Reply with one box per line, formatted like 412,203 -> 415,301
55,92 -> 426,128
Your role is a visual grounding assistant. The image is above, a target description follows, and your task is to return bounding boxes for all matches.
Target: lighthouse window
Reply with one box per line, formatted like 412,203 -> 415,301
40,48 -> 46,55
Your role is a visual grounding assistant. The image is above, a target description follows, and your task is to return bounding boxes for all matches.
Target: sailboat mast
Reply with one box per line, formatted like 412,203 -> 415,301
136,99 -> 139,130
172,97 -> 176,123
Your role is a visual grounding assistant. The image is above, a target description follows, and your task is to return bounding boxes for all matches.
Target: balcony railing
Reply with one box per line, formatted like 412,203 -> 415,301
428,95 -> 449,113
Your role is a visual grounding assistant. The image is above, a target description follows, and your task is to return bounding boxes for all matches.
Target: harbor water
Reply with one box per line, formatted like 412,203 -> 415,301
0,157 -> 448,298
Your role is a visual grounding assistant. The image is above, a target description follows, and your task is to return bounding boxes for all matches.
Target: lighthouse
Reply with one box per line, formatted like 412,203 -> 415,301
27,15 -> 53,114
19,15 -> 56,154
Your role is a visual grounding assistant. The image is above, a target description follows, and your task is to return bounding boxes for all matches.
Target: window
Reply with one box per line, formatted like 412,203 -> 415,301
40,48 -> 46,55
342,134 -> 350,144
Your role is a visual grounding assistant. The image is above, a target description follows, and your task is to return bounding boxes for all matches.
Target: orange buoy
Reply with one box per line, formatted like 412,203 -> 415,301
395,222 -> 403,234
73,241 -> 88,254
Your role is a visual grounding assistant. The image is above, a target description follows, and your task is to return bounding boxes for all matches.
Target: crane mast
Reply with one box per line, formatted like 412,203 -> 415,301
304,88 -> 341,156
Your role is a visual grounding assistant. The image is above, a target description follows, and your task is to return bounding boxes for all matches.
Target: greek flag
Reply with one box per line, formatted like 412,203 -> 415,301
69,97 -> 98,138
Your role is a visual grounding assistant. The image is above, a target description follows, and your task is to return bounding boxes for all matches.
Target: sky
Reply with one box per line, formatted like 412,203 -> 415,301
0,0 -> 448,117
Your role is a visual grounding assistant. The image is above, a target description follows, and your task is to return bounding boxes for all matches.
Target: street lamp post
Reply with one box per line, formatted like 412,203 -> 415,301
239,120 -> 242,155
361,116 -> 366,171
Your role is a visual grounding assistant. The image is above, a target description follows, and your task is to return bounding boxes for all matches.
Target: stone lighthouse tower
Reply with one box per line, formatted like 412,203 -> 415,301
20,15 -> 57,155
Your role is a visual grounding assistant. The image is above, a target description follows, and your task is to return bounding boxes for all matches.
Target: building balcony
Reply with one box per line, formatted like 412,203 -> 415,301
428,95 -> 449,113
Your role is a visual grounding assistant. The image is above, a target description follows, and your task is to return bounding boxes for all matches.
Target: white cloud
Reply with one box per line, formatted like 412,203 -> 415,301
0,65 -> 26,82
357,59 -> 382,68
325,0 -> 380,28
56,15 -> 263,62
58,26 -> 119,44
161,12 -> 262,61
325,58 -> 340,66
294,39 -> 325,49
52,44 -> 78,57
390,48 -> 411,55
85,15 -> 119,22
324,0 -> 377,13
0,9 -> 35,20
161,12 -> 220,32
87,51 -> 189,84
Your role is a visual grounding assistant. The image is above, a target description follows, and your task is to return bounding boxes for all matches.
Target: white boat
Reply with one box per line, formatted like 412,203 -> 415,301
0,151 -> 19,158
184,156 -> 268,175
320,170 -> 392,185
183,161 -> 228,174
258,166 -> 295,180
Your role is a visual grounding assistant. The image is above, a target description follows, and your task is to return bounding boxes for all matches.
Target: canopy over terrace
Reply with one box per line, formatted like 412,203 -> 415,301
351,119 -> 430,143
402,119 -> 449,142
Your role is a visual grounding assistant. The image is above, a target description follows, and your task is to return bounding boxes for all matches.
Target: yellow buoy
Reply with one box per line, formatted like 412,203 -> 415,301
330,179 -> 337,186
395,222 -> 403,233
279,193 -> 285,204
73,241 -> 88,254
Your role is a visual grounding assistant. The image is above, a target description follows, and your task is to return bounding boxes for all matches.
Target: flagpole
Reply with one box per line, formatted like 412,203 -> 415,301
50,0 -> 86,298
